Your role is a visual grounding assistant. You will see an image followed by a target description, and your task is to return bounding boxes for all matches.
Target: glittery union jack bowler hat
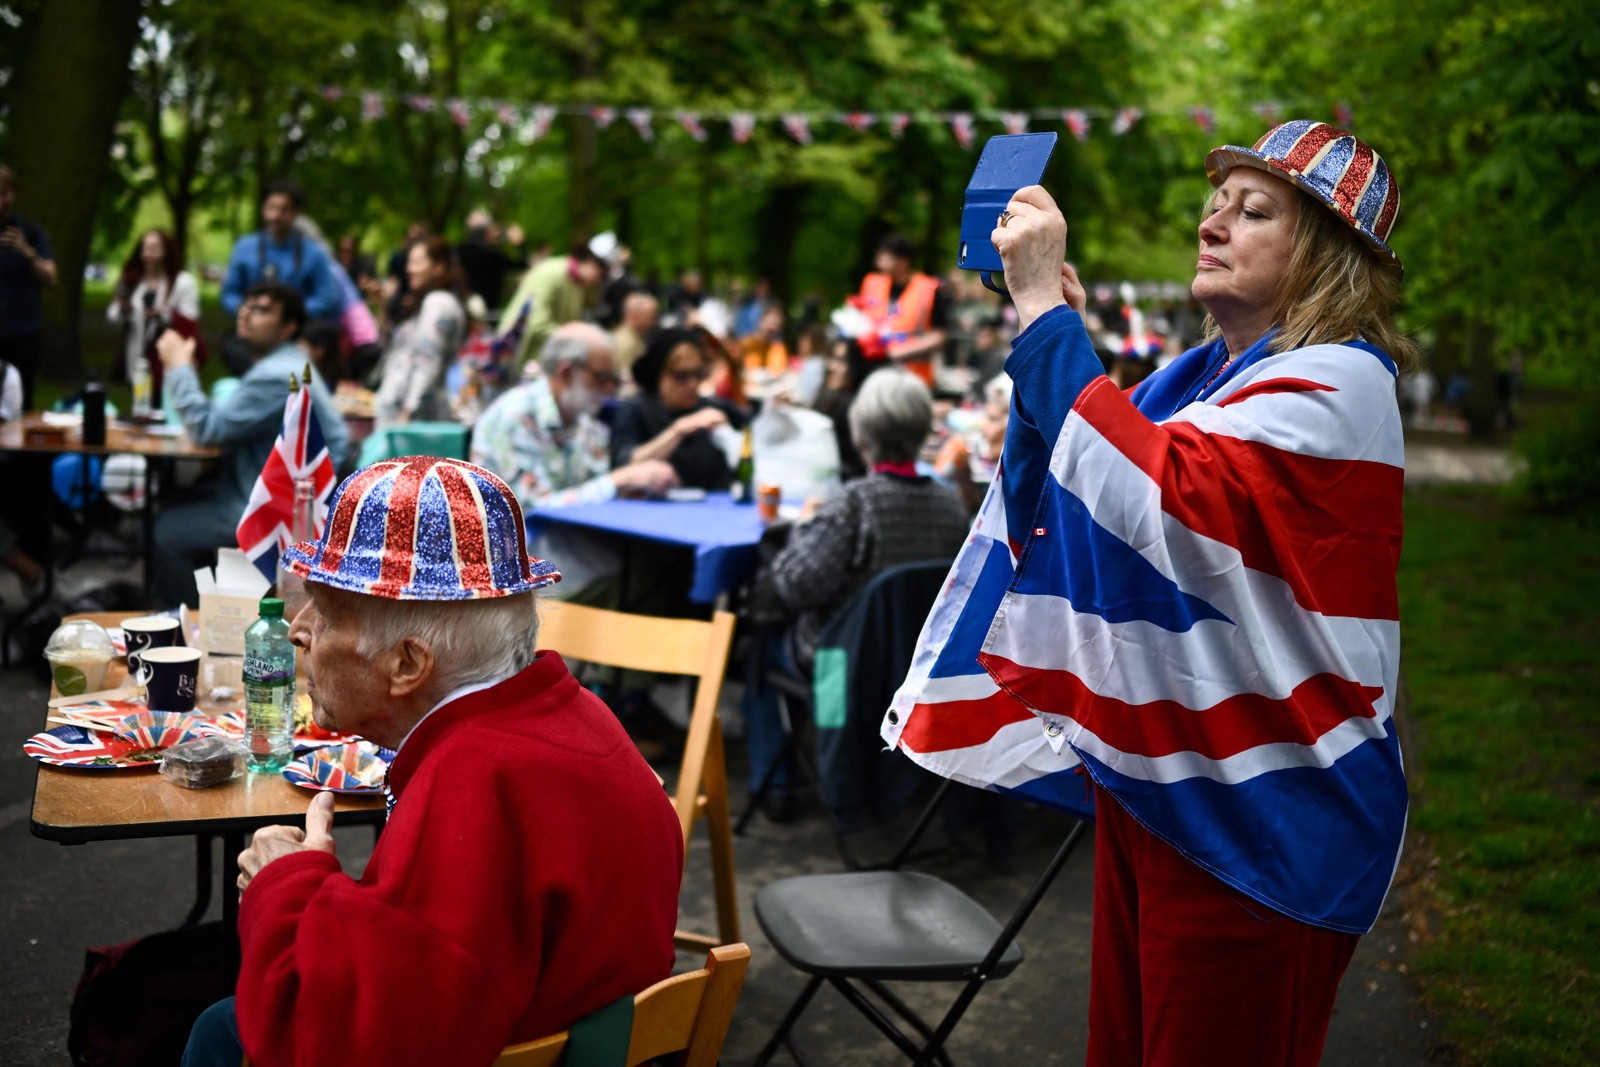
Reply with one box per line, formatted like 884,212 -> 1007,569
1206,119 -> 1402,275
282,456 -> 560,600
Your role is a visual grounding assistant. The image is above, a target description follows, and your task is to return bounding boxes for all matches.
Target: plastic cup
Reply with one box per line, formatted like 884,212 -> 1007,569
43,619 -> 116,697
46,650 -> 112,696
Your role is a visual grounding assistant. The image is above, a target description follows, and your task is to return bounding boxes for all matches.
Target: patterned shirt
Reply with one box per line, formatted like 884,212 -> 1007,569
374,290 -> 466,428
468,374 -> 616,513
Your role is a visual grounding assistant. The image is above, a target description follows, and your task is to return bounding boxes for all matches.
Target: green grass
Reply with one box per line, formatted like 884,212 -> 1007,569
1398,487 -> 1600,1065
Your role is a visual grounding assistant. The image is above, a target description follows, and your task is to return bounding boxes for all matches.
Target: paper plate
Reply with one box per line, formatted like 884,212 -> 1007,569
114,711 -> 204,749
282,742 -> 395,794
25,725 -> 168,770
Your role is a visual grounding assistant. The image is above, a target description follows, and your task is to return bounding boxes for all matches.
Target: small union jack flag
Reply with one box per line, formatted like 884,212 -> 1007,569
236,370 -> 338,584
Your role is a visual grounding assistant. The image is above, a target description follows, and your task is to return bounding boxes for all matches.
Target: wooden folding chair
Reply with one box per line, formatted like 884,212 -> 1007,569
536,599 -> 740,951
245,945 -> 751,1067
492,943 -> 751,1067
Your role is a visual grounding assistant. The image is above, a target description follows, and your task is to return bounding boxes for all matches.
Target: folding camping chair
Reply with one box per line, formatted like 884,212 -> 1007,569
736,560 -> 953,868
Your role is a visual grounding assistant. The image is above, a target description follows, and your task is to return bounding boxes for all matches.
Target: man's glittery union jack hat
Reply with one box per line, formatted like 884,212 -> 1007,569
1206,119 -> 1402,275
281,456 -> 560,600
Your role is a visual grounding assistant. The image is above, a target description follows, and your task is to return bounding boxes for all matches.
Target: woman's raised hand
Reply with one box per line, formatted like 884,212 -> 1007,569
991,185 -> 1085,330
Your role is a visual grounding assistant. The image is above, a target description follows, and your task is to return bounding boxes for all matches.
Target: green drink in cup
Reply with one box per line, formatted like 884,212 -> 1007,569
43,620 -> 115,697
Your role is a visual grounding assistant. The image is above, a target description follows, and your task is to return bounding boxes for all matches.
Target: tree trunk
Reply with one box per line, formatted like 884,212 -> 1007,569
5,0 -> 141,385
694,157 -> 711,277
754,184 -> 810,309
1461,319 -> 1500,440
563,0 -> 599,242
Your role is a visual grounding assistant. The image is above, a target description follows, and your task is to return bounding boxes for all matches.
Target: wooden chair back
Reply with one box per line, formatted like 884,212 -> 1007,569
493,943 -> 751,1067
536,599 -> 740,950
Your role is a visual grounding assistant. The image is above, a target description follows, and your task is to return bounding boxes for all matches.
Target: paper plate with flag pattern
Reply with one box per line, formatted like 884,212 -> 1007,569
282,741 -> 396,794
25,719 -> 201,770
281,456 -> 559,600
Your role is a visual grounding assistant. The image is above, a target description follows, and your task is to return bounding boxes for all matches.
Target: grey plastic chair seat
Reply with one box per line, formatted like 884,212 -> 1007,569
756,870 -> 1024,982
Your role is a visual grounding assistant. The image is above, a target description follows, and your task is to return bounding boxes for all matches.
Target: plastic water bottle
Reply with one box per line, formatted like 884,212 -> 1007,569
243,597 -> 296,773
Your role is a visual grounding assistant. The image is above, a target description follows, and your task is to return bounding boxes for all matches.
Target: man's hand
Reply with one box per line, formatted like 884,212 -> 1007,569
237,791 -> 338,895
155,329 -> 197,370
611,459 -> 678,497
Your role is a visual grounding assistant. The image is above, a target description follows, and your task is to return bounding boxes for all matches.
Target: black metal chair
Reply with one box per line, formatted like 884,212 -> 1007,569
752,776 -> 1089,1066
735,560 -> 952,867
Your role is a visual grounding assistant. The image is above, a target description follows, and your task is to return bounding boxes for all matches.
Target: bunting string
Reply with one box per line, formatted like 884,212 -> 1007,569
298,88 -> 1348,147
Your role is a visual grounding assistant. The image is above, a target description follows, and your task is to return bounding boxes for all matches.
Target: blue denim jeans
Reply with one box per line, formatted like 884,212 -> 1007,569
741,626 -> 801,796
182,996 -> 243,1067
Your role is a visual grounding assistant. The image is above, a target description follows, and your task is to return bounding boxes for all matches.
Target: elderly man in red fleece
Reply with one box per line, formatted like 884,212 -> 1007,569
182,457 -> 683,1067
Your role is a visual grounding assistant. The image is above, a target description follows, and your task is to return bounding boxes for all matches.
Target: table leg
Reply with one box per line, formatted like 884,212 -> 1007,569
141,458 -> 162,600
178,833 -> 216,928
222,830 -> 246,931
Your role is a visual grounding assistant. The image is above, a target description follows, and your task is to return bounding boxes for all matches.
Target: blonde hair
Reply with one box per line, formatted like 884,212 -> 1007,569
1202,187 -> 1419,372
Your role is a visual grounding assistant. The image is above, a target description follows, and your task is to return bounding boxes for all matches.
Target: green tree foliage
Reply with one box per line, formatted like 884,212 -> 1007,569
96,0 -> 1202,305
1217,0 -> 1600,411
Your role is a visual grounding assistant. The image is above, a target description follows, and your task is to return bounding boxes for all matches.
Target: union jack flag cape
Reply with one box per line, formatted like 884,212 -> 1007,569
882,307 -> 1407,933
236,373 -> 338,583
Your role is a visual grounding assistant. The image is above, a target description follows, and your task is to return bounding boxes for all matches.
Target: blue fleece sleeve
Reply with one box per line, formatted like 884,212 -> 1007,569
1001,305 -> 1105,448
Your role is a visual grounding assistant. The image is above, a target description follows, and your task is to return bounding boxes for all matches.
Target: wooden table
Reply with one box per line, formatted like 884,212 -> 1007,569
0,413 -> 223,459
28,614 -> 385,931
0,415 -> 222,663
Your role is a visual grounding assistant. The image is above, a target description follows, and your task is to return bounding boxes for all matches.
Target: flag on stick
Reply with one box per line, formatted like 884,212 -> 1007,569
236,369 -> 338,584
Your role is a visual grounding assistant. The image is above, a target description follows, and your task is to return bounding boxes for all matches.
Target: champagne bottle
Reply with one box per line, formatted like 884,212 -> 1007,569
733,426 -> 755,504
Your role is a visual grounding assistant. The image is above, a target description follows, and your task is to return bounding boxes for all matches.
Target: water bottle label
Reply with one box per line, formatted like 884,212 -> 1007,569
244,651 -> 292,683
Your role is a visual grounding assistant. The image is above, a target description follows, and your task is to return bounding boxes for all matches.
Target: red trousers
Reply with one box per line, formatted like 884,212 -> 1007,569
1086,787 -> 1360,1067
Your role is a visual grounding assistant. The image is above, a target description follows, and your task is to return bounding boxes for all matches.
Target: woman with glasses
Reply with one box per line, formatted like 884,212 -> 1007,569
610,327 -> 748,491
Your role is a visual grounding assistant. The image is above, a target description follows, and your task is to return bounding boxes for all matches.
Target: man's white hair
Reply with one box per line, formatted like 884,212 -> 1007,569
539,322 -> 612,375
354,593 -> 540,694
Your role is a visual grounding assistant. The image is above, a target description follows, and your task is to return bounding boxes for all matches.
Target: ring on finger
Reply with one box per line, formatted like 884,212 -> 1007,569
997,210 -> 1015,228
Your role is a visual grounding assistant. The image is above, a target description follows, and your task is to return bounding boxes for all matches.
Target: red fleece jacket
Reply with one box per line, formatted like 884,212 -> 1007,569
235,652 -> 683,1067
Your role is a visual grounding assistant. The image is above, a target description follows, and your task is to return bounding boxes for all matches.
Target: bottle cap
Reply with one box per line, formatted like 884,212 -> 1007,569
259,597 -> 285,619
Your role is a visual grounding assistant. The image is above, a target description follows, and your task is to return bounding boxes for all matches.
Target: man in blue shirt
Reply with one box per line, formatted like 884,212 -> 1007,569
152,281 -> 349,607
0,163 -> 59,408
220,180 -> 344,371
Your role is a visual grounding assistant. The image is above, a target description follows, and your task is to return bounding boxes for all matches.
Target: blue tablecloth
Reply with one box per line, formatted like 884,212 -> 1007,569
526,492 -> 767,603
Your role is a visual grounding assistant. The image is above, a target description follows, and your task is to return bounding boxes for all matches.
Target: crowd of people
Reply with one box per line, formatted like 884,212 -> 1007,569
5,115 -> 1431,1066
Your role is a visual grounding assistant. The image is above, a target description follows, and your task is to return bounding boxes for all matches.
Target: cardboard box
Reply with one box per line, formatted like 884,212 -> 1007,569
195,550 -> 271,656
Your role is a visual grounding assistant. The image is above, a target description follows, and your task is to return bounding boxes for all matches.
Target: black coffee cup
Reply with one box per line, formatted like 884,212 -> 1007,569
122,615 -> 182,677
137,646 -> 202,714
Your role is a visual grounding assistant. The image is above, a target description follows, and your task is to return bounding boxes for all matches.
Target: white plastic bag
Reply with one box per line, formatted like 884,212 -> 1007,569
751,404 -> 841,502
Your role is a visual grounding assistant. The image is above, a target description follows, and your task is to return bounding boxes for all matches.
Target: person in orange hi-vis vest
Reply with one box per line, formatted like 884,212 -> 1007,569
854,233 -> 948,386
